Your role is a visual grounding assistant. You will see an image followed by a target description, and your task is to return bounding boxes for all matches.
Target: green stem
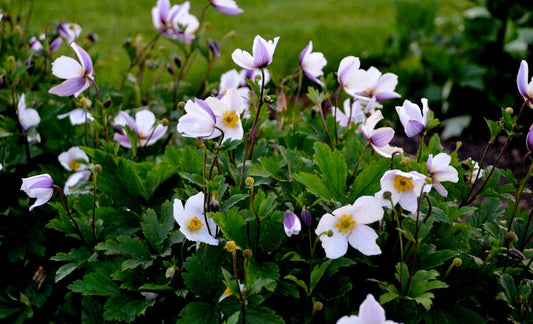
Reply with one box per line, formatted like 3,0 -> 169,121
345,141 -> 370,193
507,158 -> 533,232
53,185 -> 90,249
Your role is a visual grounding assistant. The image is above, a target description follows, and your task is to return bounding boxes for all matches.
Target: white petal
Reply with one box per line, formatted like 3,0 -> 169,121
51,56 -> 83,79
231,49 -> 256,70
347,224 -> 381,256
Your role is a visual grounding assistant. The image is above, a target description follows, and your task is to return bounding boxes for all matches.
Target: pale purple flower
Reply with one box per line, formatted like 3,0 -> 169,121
64,170 -> 91,195
395,98 -> 430,137
21,173 -> 54,211
352,66 -> 401,103
177,98 -> 218,139
58,146 -> 89,171
49,42 -> 94,97
57,108 -> 94,125
337,294 -> 400,324
232,35 -> 280,70
283,211 -> 301,237
113,110 -> 168,149
218,69 -> 253,118
152,0 -> 199,43
17,94 -> 40,131
517,60 -> 533,108
375,170 -> 429,214
208,40 -> 221,58
58,22 -> 82,44
527,125 -> 533,151
211,0 -> 243,15
427,153 -> 458,197
173,192 -> 218,246
361,110 -> 403,158
205,88 -> 244,142
29,37 -> 43,51
315,196 -> 383,259
49,37 -> 63,53
337,56 -> 373,97
300,41 -> 327,88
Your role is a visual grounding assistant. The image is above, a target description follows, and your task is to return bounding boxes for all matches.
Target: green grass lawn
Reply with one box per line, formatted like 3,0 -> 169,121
23,0 -> 473,86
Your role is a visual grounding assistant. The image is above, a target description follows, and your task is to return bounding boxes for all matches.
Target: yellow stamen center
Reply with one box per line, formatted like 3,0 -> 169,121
222,111 -> 239,128
394,175 -> 414,193
69,161 -> 80,170
336,214 -> 356,234
223,286 -> 233,296
187,216 -> 203,232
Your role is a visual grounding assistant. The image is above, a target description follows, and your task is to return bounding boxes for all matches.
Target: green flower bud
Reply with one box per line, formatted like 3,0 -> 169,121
505,231 -> 517,242
245,177 -> 254,187
313,301 -> 323,311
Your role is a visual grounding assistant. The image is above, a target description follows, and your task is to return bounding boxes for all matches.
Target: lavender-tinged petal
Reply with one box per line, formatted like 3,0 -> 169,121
49,37 -> 63,53
28,178 -> 54,190
405,120 -> 425,137
253,36 -> 271,68
370,127 -> 394,147
29,189 -> 54,211
135,110 -> 157,137
49,76 -> 87,97
213,5 -> 243,15
113,133 -> 132,149
145,125 -> 168,146
73,80 -> 92,98
19,107 -> 40,131
299,41 -> 312,64
116,111 -> 138,133
527,126 -> 533,151
358,295 -> 388,323
375,91 -> 401,102
72,43 -> 93,75
196,98 -> 217,123
518,60 -> 529,99
158,0 -> 171,23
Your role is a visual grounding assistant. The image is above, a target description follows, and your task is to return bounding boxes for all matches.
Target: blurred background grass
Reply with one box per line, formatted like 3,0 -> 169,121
24,0 -> 473,86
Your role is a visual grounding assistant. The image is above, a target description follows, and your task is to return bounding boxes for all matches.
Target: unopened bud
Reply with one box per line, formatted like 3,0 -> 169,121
505,107 -> 514,115
243,249 -> 253,259
165,266 -> 176,278
174,56 -> 182,68
25,59 -> 35,75
104,98 -> 112,108
313,301 -> 323,311
146,60 -> 157,69
301,208 -> 312,227
245,177 -> 254,187
161,117 -> 169,127
209,199 -> 220,212
505,231 -> 518,242
93,164 -> 102,173
452,257 -> 462,267
508,248 -> 526,260
208,40 -> 221,58
326,230 -> 333,237
425,176 -> 433,184
78,97 -> 92,108
7,56 -> 15,65
382,191 -> 392,200
167,64 -> 175,76
178,101 -> 186,110
88,32 -> 99,43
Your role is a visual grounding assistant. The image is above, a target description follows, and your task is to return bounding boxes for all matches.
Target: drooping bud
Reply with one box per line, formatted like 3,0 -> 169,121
25,59 -> 35,75
301,208 -> 312,227
93,164 -> 102,173
313,301 -> 323,311
245,177 -> 254,187
87,32 -> 99,43
505,231 -> 518,242
224,240 -> 238,253
174,56 -> 182,68
452,257 -> 462,267
283,211 -> 301,237
104,98 -> 112,108
243,249 -> 253,259
209,199 -> 220,212
161,117 -> 169,127
165,266 -> 176,278
209,40 -> 221,58
508,248 -> 526,260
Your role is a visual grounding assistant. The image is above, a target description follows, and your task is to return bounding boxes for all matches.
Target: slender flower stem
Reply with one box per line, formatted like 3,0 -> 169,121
345,141 -> 370,194
506,158 -> 533,232
91,171 -> 98,243
240,69 -> 266,187
389,198 -> 405,294
406,183 -> 429,292
416,133 -> 425,163
53,185 -> 89,248
519,208 -> 533,251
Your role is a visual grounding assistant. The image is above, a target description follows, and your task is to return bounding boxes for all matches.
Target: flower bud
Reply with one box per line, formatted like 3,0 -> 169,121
87,32 -> 99,43
174,56 -> 182,68
209,199 -> 220,212
301,208 -> 312,227
505,231 -> 518,242
178,101 -> 186,110
313,301 -> 323,311
382,191 -> 392,200
505,107 -> 514,115
104,98 -> 112,108
93,164 -> 102,173
161,117 -> 169,127
78,97 -> 92,108
452,257 -> 462,267
526,125 -> 533,151
146,60 -> 157,69
167,63 -> 175,76
208,40 -> 221,58
165,266 -> 176,278
326,230 -> 333,237
243,249 -> 253,259
25,59 -> 35,75
508,248 -> 526,260
283,211 -> 301,237
245,177 -> 254,187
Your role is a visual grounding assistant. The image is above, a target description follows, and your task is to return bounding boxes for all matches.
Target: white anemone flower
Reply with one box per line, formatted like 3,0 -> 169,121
232,35 -> 280,70
17,94 -> 40,131
300,41 -> 327,88
21,174 -> 54,211
58,146 -> 89,171
395,98 -> 430,137
64,170 -> 91,195
375,170 -> 429,213
173,192 -> 218,246
177,98 -> 218,139
315,196 -> 384,259
205,88 -> 244,143
427,153 -> 458,197
337,294 -> 400,324
361,110 -> 403,158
